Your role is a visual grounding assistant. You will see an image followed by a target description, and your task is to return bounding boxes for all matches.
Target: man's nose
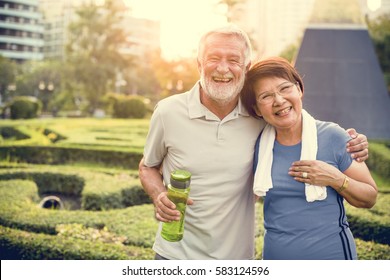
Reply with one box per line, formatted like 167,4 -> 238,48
216,60 -> 230,73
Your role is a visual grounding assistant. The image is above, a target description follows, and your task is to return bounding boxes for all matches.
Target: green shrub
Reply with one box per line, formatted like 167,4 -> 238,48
355,239 -> 390,260
0,127 -> 30,141
0,146 -> 142,169
348,215 -> 390,244
346,191 -> 390,245
122,185 -> 152,206
8,96 -> 42,119
42,128 -> 67,143
0,171 -> 84,196
82,192 -> 123,211
113,96 -> 147,119
0,167 -> 150,211
367,142 -> 390,180
0,225 -> 154,260
0,179 -> 157,250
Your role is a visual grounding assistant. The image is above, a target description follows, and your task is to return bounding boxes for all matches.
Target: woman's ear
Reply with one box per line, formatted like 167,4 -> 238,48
253,105 -> 262,118
297,87 -> 303,97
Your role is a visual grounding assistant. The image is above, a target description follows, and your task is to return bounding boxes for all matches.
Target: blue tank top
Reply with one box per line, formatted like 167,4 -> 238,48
254,120 -> 357,260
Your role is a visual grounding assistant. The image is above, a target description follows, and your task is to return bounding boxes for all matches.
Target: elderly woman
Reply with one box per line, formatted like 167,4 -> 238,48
241,57 -> 378,260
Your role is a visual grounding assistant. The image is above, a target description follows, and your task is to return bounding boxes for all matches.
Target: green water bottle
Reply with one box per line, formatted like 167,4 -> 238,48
161,170 -> 191,242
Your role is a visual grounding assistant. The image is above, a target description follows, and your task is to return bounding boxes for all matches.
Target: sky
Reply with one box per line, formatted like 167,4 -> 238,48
123,0 -> 227,60
367,0 -> 382,11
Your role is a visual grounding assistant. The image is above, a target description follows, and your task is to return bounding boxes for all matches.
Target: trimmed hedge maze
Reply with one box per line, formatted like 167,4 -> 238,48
0,120 -> 389,259
1,164 -> 389,260
0,165 -> 157,259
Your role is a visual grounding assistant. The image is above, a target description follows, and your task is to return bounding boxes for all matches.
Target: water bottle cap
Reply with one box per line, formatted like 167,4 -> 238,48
170,170 -> 191,189
171,170 -> 191,181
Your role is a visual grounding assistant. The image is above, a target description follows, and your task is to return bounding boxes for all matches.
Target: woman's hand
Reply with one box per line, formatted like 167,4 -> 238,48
288,160 -> 344,188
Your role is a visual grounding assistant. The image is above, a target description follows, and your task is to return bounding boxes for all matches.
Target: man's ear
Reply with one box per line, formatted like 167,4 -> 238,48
197,59 -> 202,73
245,62 -> 251,72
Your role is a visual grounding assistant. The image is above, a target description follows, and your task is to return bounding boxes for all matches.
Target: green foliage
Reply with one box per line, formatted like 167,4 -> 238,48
121,185 -> 152,206
42,128 -> 67,143
0,118 -> 149,168
153,56 -> 199,98
346,174 -> 390,245
366,142 -> 390,180
355,239 -> 390,260
0,166 -> 150,211
367,13 -> 390,90
8,96 -> 42,119
56,223 -> 127,244
112,95 -> 148,119
0,171 -> 84,196
66,0 -> 133,114
0,225 -> 154,260
0,127 -> 30,142
0,179 -> 158,252
280,43 -> 299,62
14,60 -> 63,113
0,146 -> 142,169
0,119 -> 389,260
0,56 -> 18,104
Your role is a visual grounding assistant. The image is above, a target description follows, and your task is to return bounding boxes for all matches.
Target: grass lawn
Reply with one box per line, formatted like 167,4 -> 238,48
0,117 -> 389,260
0,118 -> 150,153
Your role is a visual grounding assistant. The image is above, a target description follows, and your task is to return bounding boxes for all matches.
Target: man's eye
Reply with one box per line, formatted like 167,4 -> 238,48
209,57 -> 219,62
229,59 -> 239,64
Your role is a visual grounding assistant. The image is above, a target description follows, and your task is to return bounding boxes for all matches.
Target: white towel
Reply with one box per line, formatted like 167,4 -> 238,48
253,109 -> 327,202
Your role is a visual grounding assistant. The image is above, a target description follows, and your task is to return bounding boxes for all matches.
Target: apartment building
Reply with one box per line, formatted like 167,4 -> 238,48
0,0 -> 44,62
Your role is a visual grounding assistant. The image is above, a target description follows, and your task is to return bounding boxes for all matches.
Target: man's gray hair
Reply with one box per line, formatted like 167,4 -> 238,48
197,24 -> 252,67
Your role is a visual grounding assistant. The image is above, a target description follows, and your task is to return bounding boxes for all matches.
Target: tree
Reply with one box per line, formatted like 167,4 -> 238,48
367,13 -> 390,91
15,60 -> 62,112
152,55 -> 199,99
217,0 -> 245,23
121,50 -> 161,98
0,56 -> 18,104
279,44 -> 298,63
215,0 -> 259,56
66,0 -> 133,114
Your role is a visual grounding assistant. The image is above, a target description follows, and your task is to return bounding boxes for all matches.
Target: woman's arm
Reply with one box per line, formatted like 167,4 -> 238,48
338,161 -> 378,208
289,160 -> 378,208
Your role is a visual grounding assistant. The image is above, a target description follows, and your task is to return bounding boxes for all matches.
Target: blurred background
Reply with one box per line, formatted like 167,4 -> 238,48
0,0 -> 389,122
1,0 -> 389,260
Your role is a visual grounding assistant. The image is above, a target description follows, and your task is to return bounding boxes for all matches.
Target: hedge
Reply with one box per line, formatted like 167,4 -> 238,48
0,167 -> 150,211
346,189 -> 390,245
0,127 -> 30,141
8,96 -> 42,119
367,142 -> 390,180
0,171 -> 84,196
112,96 -> 148,119
0,180 -> 158,249
0,146 -> 142,169
1,177 -> 389,259
0,225 -> 154,260
0,138 -> 389,260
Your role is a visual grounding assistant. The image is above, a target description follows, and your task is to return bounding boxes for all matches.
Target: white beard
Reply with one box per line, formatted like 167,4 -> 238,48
200,72 -> 245,105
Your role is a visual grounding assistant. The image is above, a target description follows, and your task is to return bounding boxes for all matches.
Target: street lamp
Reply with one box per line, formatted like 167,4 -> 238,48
38,80 -> 54,112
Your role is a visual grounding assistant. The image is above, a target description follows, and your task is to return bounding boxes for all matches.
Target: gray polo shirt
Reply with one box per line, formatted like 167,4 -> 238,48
143,82 -> 265,259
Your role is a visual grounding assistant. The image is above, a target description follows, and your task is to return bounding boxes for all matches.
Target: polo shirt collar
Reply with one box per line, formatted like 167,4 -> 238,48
188,81 -> 250,120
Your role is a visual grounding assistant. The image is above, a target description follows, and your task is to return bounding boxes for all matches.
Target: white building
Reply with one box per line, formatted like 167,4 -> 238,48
38,0 -> 160,63
0,0 -> 44,62
236,0 -> 390,60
